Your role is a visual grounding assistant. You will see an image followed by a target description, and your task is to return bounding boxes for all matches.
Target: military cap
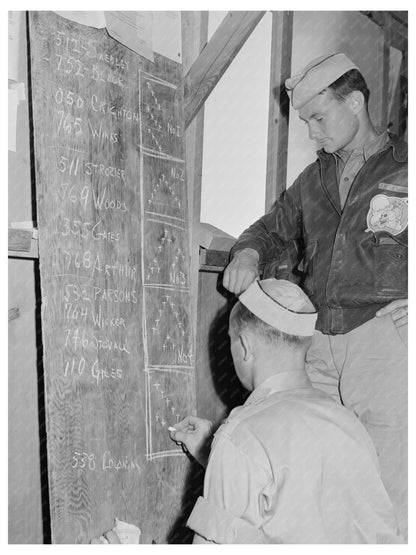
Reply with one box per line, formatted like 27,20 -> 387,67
239,279 -> 317,337
285,52 -> 359,110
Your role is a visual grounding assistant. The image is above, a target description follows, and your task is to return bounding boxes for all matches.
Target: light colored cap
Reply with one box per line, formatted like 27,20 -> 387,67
239,279 -> 317,337
285,52 -> 359,110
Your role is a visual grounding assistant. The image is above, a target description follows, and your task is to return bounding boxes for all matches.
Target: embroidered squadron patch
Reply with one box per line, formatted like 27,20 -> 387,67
366,194 -> 408,235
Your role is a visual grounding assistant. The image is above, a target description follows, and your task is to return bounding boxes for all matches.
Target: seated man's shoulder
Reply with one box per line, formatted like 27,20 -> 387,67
227,390 -> 366,444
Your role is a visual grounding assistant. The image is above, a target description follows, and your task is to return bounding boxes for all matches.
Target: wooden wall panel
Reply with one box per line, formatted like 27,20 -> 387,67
29,11 -> 196,543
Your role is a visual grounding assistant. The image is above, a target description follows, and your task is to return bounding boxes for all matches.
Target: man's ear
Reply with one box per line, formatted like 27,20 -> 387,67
239,332 -> 253,361
349,90 -> 365,114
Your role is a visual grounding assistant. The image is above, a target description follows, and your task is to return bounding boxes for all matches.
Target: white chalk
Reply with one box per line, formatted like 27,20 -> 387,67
168,426 -> 177,432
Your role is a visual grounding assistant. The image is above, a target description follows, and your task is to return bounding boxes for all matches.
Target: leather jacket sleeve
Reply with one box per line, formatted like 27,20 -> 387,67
230,176 -> 303,267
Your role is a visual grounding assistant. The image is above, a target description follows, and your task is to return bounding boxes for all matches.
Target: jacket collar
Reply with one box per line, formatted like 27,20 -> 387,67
388,134 -> 408,162
317,133 -> 407,164
244,371 -> 312,407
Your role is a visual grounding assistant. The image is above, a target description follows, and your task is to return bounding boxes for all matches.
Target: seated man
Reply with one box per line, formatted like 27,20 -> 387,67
170,279 -> 402,544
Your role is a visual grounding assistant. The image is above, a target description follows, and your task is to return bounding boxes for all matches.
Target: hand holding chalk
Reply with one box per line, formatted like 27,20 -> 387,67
168,425 -> 187,451
168,415 -> 213,468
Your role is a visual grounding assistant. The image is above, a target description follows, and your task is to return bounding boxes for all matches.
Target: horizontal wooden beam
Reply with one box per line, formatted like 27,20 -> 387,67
184,11 -> 266,128
199,248 -> 230,270
8,228 -> 33,252
8,228 -> 39,258
389,11 -> 408,27
361,11 -> 407,51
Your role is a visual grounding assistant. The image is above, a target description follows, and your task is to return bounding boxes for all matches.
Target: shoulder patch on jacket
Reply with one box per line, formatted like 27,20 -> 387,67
366,194 -> 408,235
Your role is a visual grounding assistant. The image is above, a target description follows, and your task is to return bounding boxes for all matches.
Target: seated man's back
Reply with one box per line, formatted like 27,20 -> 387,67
189,371 -> 401,544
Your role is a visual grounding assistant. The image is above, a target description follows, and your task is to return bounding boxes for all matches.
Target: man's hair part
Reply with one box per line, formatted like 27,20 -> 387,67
327,68 -> 370,106
231,302 -> 312,349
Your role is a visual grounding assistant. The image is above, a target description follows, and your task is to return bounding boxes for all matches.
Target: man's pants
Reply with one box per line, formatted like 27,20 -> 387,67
305,314 -> 408,540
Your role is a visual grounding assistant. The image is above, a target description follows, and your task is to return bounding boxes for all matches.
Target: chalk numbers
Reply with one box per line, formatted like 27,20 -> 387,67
54,88 -> 84,136
59,182 -> 90,211
56,110 -> 83,136
58,154 -> 80,176
55,87 -> 84,109
64,356 -> 86,377
72,451 -> 96,471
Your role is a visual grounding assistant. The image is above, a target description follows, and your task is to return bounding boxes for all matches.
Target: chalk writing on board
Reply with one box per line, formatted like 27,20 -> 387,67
31,11 -> 196,542
71,450 -> 141,472
143,161 -> 186,222
52,250 -> 138,281
63,357 -> 124,386
143,289 -> 193,369
64,327 -> 131,354
135,67 -> 195,459
139,71 -> 182,159
144,220 -> 188,288
145,368 -> 195,460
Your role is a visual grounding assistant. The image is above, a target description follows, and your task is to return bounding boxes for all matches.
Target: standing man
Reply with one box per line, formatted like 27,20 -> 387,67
170,279 -> 402,544
222,53 -> 407,538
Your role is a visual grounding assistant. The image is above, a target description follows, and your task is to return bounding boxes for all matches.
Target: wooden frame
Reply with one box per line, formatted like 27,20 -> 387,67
182,11 -> 209,369
8,228 -> 39,258
184,11 -> 266,128
265,11 -> 293,210
361,11 -> 407,52
362,11 -> 408,132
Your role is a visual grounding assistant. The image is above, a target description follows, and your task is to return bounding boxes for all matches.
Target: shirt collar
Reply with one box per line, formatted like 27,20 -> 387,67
244,371 -> 312,407
335,128 -> 389,163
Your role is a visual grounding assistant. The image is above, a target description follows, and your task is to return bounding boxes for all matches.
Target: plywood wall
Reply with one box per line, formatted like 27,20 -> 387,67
8,12 -> 44,544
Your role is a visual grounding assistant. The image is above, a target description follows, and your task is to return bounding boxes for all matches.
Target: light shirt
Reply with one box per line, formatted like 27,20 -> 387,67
335,130 -> 389,209
187,371 -> 402,544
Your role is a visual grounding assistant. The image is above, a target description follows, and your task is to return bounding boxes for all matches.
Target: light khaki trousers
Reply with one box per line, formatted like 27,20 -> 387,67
306,314 -> 408,540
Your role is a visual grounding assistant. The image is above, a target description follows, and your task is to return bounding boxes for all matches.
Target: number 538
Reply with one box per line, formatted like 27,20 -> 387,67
72,451 -> 96,470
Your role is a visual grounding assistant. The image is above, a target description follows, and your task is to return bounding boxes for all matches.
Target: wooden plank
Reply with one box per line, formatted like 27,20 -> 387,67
265,11 -> 293,210
199,265 -> 226,273
203,249 -> 230,269
389,11 -> 408,27
184,11 -> 266,128
197,221 -> 236,251
361,11 -> 407,51
381,13 -> 391,128
8,259 -> 44,544
29,11 -> 196,544
182,12 -> 209,429
8,228 -> 33,252
8,237 -> 39,259
196,270 -> 248,428
398,51 -> 408,136
8,11 -> 44,544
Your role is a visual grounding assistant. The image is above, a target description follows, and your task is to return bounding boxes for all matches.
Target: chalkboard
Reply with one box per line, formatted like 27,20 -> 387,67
29,11 -> 196,543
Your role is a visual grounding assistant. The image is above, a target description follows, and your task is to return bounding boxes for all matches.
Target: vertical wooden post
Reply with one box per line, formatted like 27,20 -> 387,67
265,11 -> 293,211
398,48 -> 407,137
182,11 -> 209,415
381,12 -> 391,128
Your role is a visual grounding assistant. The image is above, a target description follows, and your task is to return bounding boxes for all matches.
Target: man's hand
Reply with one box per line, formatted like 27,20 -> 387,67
376,299 -> 408,328
223,248 -> 260,295
169,415 -> 213,468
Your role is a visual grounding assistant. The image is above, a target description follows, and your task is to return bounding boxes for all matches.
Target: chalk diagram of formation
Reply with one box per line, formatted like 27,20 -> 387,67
139,70 -> 195,460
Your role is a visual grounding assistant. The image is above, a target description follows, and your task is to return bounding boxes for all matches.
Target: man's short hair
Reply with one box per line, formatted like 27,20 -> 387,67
231,301 -> 312,349
327,68 -> 370,106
